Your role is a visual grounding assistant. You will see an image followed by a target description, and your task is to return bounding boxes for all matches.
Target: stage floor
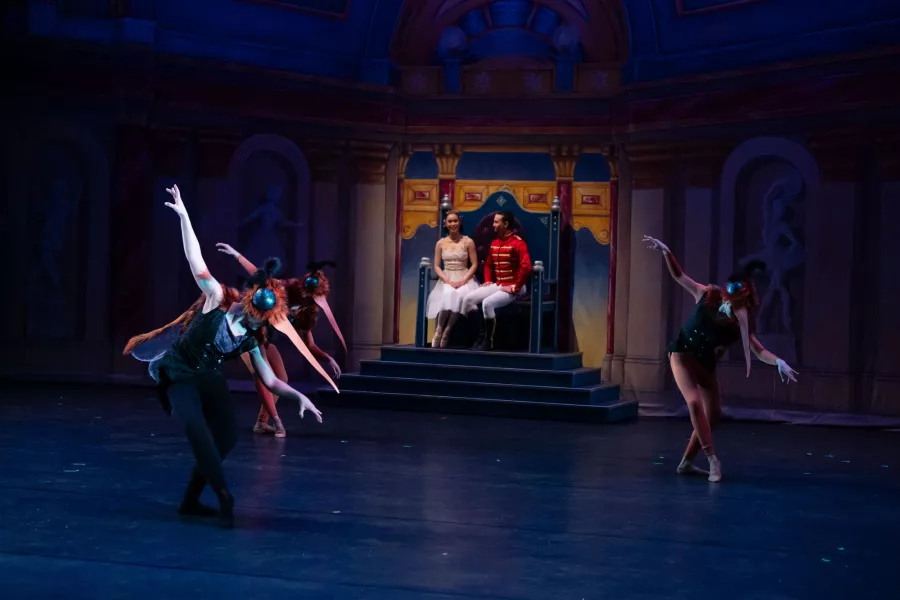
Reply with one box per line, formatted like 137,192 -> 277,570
1,383 -> 898,599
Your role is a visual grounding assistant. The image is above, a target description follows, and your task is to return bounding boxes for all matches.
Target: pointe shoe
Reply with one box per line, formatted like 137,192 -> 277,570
707,456 -> 723,483
676,458 -> 709,476
431,327 -> 443,348
253,420 -> 275,434
272,416 -> 286,439
440,328 -> 451,348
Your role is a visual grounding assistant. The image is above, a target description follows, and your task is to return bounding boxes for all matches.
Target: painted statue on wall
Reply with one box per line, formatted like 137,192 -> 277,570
239,183 -> 302,264
738,176 -> 805,336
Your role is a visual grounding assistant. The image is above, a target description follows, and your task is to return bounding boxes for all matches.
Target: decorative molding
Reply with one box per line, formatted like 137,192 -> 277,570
601,146 -> 620,180
432,143 -> 464,179
550,145 -> 581,181
348,140 -> 392,184
572,183 -> 612,245
401,179 -> 439,239
454,180 -> 558,213
237,0 -> 349,20
679,142 -> 733,187
807,130 -> 865,182
397,144 -> 413,180
574,65 -> 620,97
303,138 -> 344,182
625,145 -> 675,190
676,0 -> 763,17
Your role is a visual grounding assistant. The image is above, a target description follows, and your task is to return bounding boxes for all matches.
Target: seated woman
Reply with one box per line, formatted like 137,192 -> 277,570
427,210 -> 478,348
216,243 -> 346,438
123,184 -> 338,528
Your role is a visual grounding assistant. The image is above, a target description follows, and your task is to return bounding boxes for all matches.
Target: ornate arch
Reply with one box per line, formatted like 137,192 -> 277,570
9,119 -> 111,345
226,133 -> 312,274
717,136 -> 821,282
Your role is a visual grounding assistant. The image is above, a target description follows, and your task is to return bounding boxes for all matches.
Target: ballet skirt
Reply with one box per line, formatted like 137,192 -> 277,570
426,238 -> 479,318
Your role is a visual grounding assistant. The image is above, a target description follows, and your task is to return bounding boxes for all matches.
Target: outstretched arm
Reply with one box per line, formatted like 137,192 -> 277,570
165,185 -> 222,303
642,235 -> 705,303
248,346 -> 323,422
216,243 -> 258,275
303,329 -> 341,378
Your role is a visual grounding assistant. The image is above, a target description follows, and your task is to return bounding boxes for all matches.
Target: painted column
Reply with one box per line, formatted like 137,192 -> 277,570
306,140 -> 343,355
607,148 -> 631,385
393,148 -> 412,343
434,143 -> 462,211
551,145 -> 578,352
804,134 -> 863,412
348,141 -> 392,369
604,147 -> 619,358
871,135 -> 900,415
622,147 -> 672,396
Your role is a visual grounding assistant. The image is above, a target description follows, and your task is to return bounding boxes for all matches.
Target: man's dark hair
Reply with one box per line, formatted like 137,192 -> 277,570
499,211 -> 514,228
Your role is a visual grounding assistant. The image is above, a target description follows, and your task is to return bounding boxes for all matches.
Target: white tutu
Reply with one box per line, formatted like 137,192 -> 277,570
426,271 -> 479,317
426,239 -> 478,318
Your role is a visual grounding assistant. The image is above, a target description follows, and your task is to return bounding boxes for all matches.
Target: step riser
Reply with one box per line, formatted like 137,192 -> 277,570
317,390 -> 638,424
359,363 -> 601,387
379,348 -> 582,370
338,377 -> 619,406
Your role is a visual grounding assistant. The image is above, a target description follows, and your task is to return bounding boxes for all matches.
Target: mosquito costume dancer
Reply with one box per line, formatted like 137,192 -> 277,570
643,235 -> 798,483
124,185 -> 338,527
216,243 -> 347,437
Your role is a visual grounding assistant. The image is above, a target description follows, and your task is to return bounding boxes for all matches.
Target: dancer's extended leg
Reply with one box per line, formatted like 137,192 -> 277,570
670,353 -> 722,482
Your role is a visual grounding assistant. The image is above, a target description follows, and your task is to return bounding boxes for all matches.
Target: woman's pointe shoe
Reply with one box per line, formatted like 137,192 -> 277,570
707,456 -> 723,483
272,415 -> 286,439
431,327 -> 443,348
440,328 -> 451,348
253,405 -> 275,434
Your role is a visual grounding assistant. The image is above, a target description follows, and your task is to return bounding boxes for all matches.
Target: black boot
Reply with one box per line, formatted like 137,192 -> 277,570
177,467 -> 217,517
472,318 -> 495,351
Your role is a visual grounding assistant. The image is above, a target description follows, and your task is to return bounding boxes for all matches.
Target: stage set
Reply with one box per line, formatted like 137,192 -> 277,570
3,0 -> 900,598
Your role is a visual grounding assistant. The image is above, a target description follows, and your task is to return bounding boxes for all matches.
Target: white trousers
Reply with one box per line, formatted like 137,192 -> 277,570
460,283 -> 527,319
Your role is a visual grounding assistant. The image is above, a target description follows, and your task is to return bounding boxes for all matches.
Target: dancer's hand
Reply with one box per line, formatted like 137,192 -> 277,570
327,357 -> 342,379
499,285 -> 515,293
216,242 -> 240,257
164,184 -> 187,218
298,393 -> 323,423
481,282 -> 492,287
450,280 -> 464,289
776,358 -> 798,384
642,235 -> 670,254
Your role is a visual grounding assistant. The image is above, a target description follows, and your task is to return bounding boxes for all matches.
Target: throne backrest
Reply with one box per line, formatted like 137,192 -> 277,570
459,191 -> 551,286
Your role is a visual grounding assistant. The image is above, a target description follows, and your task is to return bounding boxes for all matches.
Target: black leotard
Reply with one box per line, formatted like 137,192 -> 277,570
667,291 -> 740,373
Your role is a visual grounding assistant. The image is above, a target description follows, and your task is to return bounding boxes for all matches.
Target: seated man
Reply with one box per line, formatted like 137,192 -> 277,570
460,211 -> 533,350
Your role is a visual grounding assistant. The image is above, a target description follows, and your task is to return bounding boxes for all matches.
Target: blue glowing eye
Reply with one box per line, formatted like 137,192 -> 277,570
726,282 -> 743,295
304,276 -> 320,291
252,288 -> 276,311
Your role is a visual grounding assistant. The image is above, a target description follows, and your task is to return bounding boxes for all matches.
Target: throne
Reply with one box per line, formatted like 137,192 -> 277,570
414,190 -> 564,353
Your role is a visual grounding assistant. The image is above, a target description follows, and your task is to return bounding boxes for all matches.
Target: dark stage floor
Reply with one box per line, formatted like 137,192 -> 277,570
1,383 -> 898,599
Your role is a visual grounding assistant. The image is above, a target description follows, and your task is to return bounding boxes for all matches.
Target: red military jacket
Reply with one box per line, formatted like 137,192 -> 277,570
483,233 -> 533,293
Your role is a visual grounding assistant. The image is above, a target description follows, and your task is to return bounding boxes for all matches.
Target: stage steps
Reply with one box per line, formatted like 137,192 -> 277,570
316,345 -> 638,424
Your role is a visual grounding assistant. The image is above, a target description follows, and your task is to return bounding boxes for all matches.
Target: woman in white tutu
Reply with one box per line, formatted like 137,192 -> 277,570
428,210 -> 478,348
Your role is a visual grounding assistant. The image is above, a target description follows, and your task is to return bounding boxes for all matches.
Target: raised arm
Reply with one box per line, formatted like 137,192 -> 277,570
248,346 -> 323,422
165,185 -> 222,303
642,235 -> 705,302
216,243 -> 258,275
433,239 -> 448,283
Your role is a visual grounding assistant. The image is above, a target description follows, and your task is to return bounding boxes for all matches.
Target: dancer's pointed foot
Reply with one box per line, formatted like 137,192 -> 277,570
431,327 -> 443,348
215,489 -> 235,529
440,328 -> 451,348
272,415 -> 286,439
676,458 -> 709,476
707,456 -> 723,483
253,421 -> 275,434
